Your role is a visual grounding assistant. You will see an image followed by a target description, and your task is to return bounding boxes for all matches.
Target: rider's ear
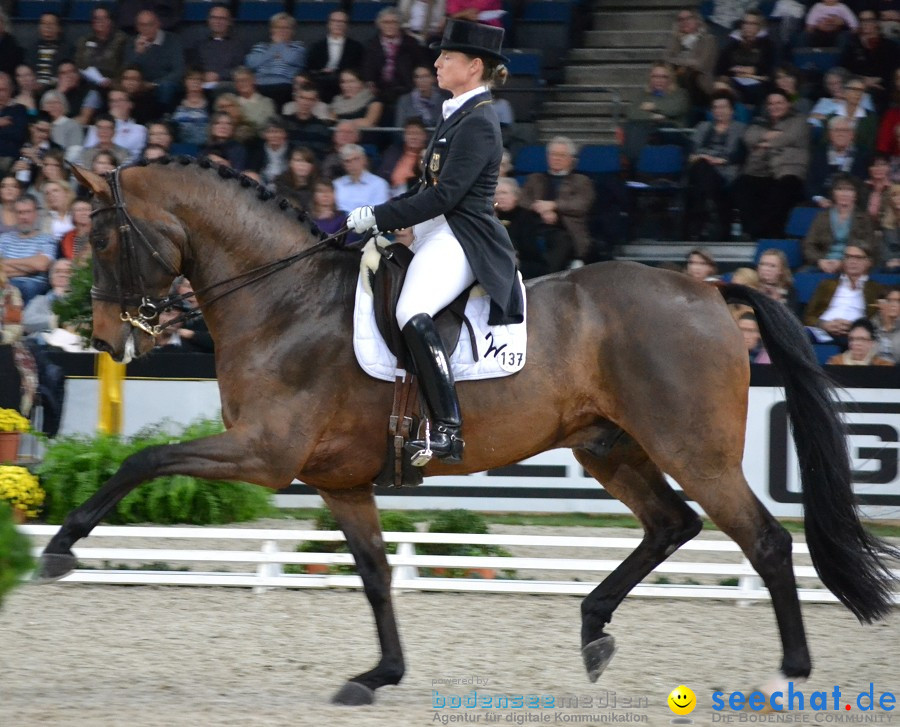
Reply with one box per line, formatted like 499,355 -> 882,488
69,164 -> 113,202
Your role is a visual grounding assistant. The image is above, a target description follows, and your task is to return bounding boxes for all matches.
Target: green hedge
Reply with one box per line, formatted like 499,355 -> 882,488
0,502 -> 33,605
37,418 -> 273,525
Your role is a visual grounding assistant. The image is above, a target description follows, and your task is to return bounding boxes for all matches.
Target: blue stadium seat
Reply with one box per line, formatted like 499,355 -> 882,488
754,239 -> 803,270
350,1 -> 387,22
785,206 -> 819,238
69,0 -> 104,21
815,343 -> 841,365
577,145 -> 621,175
182,1 -> 212,22
171,143 -> 200,157
16,0 -> 63,19
294,2 -> 340,22
237,1 -> 286,22
792,48 -> 841,75
513,145 -> 547,174
521,2 -> 572,22
793,272 -> 831,304
505,51 -> 542,78
636,145 -> 683,176
871,273 -> 900,287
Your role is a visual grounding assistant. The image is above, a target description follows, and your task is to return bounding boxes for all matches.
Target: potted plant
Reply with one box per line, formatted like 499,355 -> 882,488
0,465 -> 45,523
0,409 -> 29,464
421,509 -> 514,579
0,501 -> 34,606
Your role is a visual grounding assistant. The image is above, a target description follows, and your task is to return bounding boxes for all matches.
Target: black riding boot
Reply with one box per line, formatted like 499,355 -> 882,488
402,313 -> 464,464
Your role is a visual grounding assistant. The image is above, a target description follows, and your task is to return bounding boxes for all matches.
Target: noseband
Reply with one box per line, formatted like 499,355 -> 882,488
90,165 -> 352,338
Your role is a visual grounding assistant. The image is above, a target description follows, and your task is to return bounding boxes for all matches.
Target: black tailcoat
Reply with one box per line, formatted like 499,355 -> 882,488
372,91 -> 524,325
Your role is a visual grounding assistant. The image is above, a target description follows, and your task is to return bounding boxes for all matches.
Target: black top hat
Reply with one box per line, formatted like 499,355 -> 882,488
430,20 -> 509,64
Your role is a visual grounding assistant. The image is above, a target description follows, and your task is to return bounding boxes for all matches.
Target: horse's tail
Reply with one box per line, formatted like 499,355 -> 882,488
721,283 -> 899,623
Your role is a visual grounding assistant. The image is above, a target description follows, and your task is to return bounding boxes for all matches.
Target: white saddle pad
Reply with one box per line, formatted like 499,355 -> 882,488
353,245 -> 527,383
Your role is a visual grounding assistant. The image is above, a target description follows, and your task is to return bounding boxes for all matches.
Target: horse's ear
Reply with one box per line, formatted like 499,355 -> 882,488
69,164 -> 112,201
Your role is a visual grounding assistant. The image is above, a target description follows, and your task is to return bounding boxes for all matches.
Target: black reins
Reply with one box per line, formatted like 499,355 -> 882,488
91,166 -> 351,337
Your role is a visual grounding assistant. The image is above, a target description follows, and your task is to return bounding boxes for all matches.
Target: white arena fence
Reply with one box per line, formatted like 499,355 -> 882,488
20,525 -> 900,604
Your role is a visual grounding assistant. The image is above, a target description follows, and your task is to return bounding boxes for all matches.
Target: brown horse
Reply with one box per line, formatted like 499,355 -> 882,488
39,159 -> 897,706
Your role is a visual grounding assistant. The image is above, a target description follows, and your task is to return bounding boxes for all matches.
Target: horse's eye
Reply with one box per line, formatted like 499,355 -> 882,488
91,231 -> 108,250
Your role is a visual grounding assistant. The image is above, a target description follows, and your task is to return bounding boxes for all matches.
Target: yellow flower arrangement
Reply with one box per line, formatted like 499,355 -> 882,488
0,408 -> 30,433
0,466 -> 45,519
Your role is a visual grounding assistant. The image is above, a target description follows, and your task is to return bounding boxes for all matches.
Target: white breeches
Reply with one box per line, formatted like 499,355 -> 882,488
396,216 -> 476,329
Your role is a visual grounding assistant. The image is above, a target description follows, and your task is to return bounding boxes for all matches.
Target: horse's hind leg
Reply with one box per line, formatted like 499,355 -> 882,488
38,430 -> 285,580
673,466 -> 811,682
574,436 -> 702,682
319,485 -> 404,706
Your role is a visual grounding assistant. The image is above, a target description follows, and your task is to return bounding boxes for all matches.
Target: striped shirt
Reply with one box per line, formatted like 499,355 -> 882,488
0,230 -> 57,286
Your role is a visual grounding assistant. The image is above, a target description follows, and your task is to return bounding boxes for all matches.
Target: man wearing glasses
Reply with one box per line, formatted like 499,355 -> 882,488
873,287 -> 900,361
188,5 -> 246,88
662,9 -> 718,104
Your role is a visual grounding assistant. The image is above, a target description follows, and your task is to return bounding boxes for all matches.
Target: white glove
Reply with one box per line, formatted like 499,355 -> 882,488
347,206 -> 378,233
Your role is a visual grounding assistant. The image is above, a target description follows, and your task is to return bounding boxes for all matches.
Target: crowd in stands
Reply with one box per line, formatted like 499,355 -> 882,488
0,0 -> 899,376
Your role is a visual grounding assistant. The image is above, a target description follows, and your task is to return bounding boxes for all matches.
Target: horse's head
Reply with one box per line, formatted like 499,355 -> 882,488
72,164 -> 186,362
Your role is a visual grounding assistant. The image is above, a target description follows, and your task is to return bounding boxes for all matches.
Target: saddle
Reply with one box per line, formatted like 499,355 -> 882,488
366,241 -> 478,488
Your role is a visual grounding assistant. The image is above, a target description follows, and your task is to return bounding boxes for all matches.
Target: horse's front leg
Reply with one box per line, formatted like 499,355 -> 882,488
319,485 -> 404,706
37,429 -> 285,580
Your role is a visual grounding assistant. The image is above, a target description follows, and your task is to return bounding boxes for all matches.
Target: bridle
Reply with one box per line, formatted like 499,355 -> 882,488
90,166 -> 352,337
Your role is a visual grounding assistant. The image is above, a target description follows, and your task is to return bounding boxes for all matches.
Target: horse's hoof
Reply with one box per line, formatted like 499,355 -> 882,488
32,552 -> 78,583
582,635 -> 617,683
331,681 -> 376,706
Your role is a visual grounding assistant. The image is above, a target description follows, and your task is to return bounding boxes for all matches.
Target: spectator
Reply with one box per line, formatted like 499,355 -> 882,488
756,247 -> 798,310
839,8 -> 898,111
245,13 -> 306,109
22,256 -> 71,336
830,75 -> 879,151
377,116 -> 427,195
118,66 -> 160,125
0,176 -> 21,233
809,67 -> 876,128
685,90 -> 747,241
881,182 -> 900,268
0,195 -> 56,304
804,243 -> 882,342
212,93 -> 256,144
804,175 -> 876,270
736,312 -> 771,364
201,112 -> 247,171
25,149 -> 66,204
663,8 -> 719,105
232,67 -> 276,135
25,13 -> 71,91
13,65 -> 39,116
499,149 -> 513,177
333,144 -> 390,211
716,11 -> 776,107
282,84 -> 332,159
281,73 -> 332,119
826,318 -> 894,364
311,178 -> 346,236
735,90 -> 809,239
706,0 -> 759,38
250,117 -> 291,186
0,72 -> 27,176
40,91 -> 83,150
362,8 -> 425,108
307,11 -> 365,103
519,136 -> 596,269
10,115 -> 59,188
863,153 -> 892,222
274,146 -> 318,208
329,68 -> 384,129
322,121 -> 361,178
803,0 -> 857,48
58,198 -> 92,261
774,65 -> 812,115
122,10 -> 185,109
81,88 -> 147,162
142,143 -> 166,161
76,114 -> 131,169
187,5 -> 245,88
494,177 -> 546,279
0,11 -> 24,78
145,121 -> 174,155
624,63 -> 690,156
73,6 -> 127,87
54,60 -> 103,127
875,67 -> 900,155
39,179 -> 74,240
117,0 -> 182,33
808,116 -> 871,204
873,286 -> 900,361
684,247 -> 719,282
395,65 -> 446,127
171,69 -> 210,146
397,0 -> 446,46
446,0 -> 504,28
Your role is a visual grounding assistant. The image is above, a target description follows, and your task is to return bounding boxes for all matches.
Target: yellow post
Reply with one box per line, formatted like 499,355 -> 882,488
96,352 -> 125,434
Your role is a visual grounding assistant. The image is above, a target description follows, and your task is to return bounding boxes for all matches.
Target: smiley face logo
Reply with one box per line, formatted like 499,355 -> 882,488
667,685 -> 696,715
